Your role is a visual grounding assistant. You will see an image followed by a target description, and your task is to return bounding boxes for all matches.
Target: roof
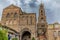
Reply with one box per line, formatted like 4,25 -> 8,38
22,12 -> 36,14
4,4 -> 21,10
54,22 -> 59,24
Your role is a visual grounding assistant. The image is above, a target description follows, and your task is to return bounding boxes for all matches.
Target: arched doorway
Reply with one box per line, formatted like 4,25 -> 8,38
22,31 -> 31,40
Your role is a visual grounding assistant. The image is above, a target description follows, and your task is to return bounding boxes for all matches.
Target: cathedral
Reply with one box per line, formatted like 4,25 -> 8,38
1,3 -> 48,40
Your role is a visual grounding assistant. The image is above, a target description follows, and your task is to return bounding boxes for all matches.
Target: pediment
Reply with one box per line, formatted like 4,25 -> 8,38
4,4 -> 20,9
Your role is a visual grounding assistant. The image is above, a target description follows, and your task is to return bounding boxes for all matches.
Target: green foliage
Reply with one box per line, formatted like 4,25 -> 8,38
12,38 -> 18,40
0,30 -> 8,40
32,37 -> 35,40
0,24 -> 8,40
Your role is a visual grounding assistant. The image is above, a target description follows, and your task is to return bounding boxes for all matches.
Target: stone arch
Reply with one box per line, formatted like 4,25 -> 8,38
20,28 -> 31,40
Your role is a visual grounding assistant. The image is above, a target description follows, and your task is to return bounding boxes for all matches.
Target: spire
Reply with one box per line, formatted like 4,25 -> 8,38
40,1 -> 44,9
41,0 -> 43,4
40,0 -> 44,8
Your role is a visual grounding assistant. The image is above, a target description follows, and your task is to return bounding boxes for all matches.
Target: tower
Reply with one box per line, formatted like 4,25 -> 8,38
37,3 -> 48,40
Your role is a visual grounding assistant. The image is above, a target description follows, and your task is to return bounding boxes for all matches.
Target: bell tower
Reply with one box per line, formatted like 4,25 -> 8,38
37,3 -> 48,40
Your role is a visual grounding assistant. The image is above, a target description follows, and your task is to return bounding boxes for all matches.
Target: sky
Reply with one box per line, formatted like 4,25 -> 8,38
0,0 -> 60,24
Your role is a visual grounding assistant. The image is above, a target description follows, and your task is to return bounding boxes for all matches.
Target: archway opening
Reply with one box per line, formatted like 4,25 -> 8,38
22,31 -> 31,40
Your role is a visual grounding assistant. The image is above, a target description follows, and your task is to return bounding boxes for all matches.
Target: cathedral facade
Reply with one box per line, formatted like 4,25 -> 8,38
1,3 -> 48,40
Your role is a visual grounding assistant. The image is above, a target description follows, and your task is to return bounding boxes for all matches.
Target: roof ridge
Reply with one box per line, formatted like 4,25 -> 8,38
4,4 -> 21,10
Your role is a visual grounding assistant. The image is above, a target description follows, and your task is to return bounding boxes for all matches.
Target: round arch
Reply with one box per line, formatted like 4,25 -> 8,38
20,28 -> 31,40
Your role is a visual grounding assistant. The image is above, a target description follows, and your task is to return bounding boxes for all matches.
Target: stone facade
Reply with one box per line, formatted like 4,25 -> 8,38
47,22 -> 60,40
1,3 -> 48,40
1,4 -> 37,40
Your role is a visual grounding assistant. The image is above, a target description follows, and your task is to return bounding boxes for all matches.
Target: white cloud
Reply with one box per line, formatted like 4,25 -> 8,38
0,0 -> 60,24
7,0 -> 17,5
24,0 -> 31,4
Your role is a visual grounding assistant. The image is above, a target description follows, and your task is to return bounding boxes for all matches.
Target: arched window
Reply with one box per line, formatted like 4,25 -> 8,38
41,14 -> 43,15
41,17 -> 43,20
6,13 -> 10,18
41,10 -> 43,13
14,12 -> 17,17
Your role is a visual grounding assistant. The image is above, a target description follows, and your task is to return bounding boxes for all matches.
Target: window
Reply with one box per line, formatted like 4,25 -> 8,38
41,17 -> 43,20
14,13 -> 17,17
30,16 -> 32,25
40,10 -> 44,16
53,31 -> 57,37
58,31 -> 60,36
41,14 -> 43,15
41,10 -> 43,13
22,16 -> 25,20
38,29 -> 42,34
43,28 -> 46,33
41,25 -> 45,27
6,13 -> 10,18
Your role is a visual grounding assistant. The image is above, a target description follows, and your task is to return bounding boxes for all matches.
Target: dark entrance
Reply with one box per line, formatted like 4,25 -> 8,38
22,31 -> 31,40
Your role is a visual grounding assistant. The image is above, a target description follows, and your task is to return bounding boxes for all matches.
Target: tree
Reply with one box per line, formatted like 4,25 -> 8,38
32,37 -> 35,40
0,29 -> 8,40
0,24 -> 8,40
